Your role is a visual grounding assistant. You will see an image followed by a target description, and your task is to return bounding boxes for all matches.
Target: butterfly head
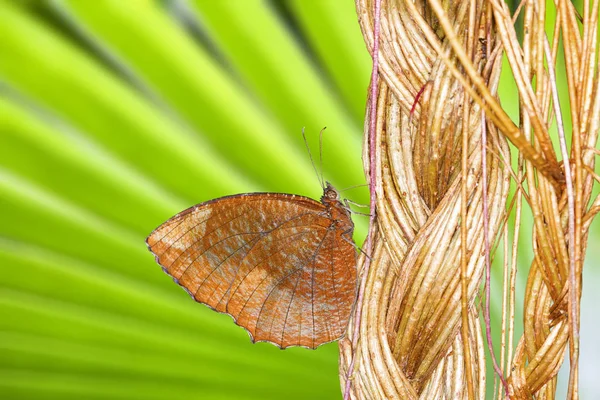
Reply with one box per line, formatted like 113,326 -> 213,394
322,181 -> 340,202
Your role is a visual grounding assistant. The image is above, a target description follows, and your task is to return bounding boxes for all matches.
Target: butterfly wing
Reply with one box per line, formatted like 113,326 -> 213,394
146,193 -> 357,349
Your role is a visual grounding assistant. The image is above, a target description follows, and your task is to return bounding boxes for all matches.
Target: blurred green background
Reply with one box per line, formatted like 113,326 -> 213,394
0,1 -> 597,399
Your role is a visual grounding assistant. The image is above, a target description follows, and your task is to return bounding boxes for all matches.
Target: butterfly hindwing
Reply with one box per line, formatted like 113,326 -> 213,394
147,193 -> 357,349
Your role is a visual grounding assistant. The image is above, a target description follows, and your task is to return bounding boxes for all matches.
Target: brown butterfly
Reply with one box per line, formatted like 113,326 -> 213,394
146,182 -> 357,349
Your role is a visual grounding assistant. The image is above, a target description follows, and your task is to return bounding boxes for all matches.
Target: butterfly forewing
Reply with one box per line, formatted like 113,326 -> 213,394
146,192 -> 357,349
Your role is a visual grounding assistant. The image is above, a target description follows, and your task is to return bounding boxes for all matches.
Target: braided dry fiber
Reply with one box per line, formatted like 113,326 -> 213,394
339,0 -> 510,398
493,0 -> 599,398
341,0 -> 600,398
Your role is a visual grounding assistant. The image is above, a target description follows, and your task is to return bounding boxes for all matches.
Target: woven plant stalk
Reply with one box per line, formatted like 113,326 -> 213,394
340,0 -> 600,398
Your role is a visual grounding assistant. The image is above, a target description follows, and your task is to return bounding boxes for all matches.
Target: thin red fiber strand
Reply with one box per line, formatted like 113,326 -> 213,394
410,84 -> 427,116
481,114 -> 509,395
343,0 -> 381,398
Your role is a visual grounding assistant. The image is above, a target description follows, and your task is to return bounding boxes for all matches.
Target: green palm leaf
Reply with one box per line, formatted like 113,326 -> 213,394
0,1 -> 369,399
1,1 -> 597,399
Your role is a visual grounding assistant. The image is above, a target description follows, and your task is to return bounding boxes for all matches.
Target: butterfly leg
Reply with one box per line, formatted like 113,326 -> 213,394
343,199 -> 372,217
341,228 -> 371,260
344,199 -> 370,208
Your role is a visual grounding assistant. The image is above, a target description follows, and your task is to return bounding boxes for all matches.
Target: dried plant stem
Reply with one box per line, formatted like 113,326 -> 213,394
551,2 -> 582,391
345,0 -> 507,397
460,1 -> 478,397
542,36 -> 578,400
343,0 -> 381,398
424,0 -> 564,187
506,156 -> 523,389
481,114 -> 509,396
342,0 -> 598,397
460,95 -> 476,400
496,224 -> 509,400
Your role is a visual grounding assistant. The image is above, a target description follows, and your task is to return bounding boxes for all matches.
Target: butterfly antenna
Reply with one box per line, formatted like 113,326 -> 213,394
319,127 -> 326,189
302,127 -> 325,189
339,183 -> 369,193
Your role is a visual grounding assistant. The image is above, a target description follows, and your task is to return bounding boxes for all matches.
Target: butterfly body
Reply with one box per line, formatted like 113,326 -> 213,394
146,183 -> 357,349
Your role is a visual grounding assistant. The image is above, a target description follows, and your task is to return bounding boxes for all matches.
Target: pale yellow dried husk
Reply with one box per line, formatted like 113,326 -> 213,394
339,0 -> 510,398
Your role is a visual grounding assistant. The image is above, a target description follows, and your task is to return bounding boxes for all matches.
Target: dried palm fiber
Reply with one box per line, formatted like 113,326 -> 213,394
498,0 -> 600,398
340,0 -> 600,398
339,0 -> 510,398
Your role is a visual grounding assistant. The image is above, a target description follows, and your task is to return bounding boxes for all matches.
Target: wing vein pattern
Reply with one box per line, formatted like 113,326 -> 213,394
146,192 -> 357,349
